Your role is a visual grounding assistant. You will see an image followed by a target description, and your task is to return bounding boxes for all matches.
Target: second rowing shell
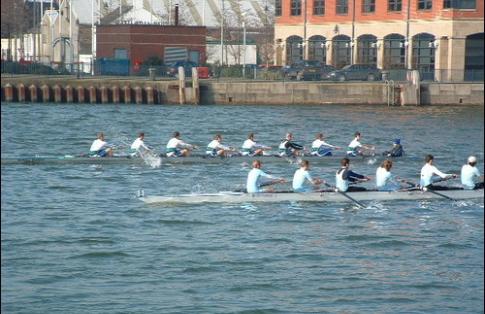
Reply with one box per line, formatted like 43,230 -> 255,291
0,154 -> 410,166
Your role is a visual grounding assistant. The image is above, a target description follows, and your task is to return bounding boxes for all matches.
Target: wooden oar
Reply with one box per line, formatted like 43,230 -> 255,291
322,182 -> 367,209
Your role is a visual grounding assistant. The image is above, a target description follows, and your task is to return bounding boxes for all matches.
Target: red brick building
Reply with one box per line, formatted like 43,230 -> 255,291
274,0 -> 484,81
96,24 -> 207,69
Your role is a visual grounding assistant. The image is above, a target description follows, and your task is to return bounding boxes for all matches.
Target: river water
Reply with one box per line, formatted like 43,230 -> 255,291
1,103 -> 484,313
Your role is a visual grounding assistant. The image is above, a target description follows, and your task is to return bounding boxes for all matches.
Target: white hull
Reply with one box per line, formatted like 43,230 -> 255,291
139,189 -> 484,205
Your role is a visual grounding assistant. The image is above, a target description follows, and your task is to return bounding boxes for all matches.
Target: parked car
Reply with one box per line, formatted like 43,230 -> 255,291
283,60 -> 324,81
327,64 -> 382,81
319,64 -> 337,80
166,60 -> 198,77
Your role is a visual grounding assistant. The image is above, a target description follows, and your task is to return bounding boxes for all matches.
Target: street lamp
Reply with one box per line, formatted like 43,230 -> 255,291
242,16 -> 247,78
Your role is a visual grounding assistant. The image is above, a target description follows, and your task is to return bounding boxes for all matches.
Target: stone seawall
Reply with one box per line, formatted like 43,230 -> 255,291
1,75 -> 483,106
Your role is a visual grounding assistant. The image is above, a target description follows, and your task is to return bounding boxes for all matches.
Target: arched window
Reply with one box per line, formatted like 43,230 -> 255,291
308,35 -> 326,64
465,32 -> 484,81
332,35 -> 351,68
412,33 -> 435,80
383,33 -> 405,69
286,35 -> 303,65
357,34 -> 377,66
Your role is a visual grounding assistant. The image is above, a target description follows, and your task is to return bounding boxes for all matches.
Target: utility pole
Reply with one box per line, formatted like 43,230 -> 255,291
220,0 -> 224,66
405,0 -> 411,69
242,20 -> 246,78
303,0 -> 307,60
351,0 -> 355,64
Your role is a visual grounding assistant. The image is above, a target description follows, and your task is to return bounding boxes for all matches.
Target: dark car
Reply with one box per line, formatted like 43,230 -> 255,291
319,64 -> 337,80
327,64 -> 382,81
166,60 -> 198,77
283,60 -> 324,81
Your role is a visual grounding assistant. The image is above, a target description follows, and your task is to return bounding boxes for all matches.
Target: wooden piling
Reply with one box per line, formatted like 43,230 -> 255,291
53,84 -> 62,103
17,84 -> 26,102
4,84 -> 13,102
77,86 -> 85,103
134,86 -> 143,104
65,85 -> 74,103
123,86 -> 131,104
100,86 -> 109,104
178,66 -> 186,105
192,67 -> 200,105
145,86 -> 154,104
89,86 -> 97,104
112,85 -> 120,104
41,85 -> 50,103
29,85 -> 38,102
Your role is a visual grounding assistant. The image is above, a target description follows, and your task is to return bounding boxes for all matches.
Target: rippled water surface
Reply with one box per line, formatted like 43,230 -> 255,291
2,103 -> 484,313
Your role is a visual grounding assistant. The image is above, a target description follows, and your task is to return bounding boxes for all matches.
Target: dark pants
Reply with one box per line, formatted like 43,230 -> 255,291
474,182 -> 484,190
347,186 -> 367,192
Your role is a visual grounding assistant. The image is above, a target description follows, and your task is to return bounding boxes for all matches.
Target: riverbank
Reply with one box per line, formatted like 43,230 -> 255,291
1,75 -> 483,106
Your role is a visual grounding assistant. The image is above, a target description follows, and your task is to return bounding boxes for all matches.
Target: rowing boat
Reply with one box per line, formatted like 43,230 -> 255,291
139,188 -> 484,205
1,154 -> 407,166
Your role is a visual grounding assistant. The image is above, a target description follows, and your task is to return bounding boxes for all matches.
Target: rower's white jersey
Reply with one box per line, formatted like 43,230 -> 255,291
242,139 -> 257,150
292,168 -> 313,192
207,140 -> 229,150
131,137 -> 148,150
90,139 -> 108,151
167,138 -> 191,149
461,164 -> 481,189
312,139 -> 337,149
347,138 -> 362,154
375,167 -> 399,191
247,168 -> 274,193
420,163 -> 450,187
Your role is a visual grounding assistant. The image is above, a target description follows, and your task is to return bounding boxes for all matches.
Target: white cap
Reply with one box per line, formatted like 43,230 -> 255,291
468,156 -> 477,163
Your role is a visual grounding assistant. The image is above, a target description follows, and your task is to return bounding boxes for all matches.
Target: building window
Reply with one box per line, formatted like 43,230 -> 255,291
418,0 -> 432,10
332,35 -> 351,68
362,0 -> 376,13
357,35 -> 377,65
290,0 -> 302,16
275,0 -> 282,16
388,0 -> 402,11
308,35 -> 326,63
286,36 -> 303,64
464,33 -> 484,81
383,33 -> 406,69
336,0 -> 348,14
314,0 -> 325,15
114,48 -> 128,59
443,0 -> 476,9
412,33 -> 436,80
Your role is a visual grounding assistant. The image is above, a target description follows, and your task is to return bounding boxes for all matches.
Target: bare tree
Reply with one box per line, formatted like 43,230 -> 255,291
1,0 -> 30,60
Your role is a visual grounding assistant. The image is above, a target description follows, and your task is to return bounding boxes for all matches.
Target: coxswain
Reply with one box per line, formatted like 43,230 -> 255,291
292,160 -> 323,192
246,160 -> 286,193
336,157 -> 371,192
278,133 -> 304,157
420,154 -> 457,190
461,156 -> 484,190
311,133 -> 341,157
89,132 -> 114,157
206,134 -> 233,157
375,160 -> 401,191
382,139 -> 404,157
166,132 -> 196,157
241,133 -> 271,157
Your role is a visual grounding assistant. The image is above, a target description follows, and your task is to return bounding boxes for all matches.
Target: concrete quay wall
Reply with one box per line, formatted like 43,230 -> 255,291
1,76 -> 483,106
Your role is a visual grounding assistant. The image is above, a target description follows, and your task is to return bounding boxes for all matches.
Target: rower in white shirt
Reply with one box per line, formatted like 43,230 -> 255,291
246,160 -> 286,193
292,160 -> 323,192
311,133 -> 341,157
461,156 -> 484,190
347,132 -> 375,157
420,154 -> 457,190
375,160 -> 401,191
241,133 -> 271,157
130,132 -> 150,156
89,132 -> 114,157
206,134 -> 233,157
166,131 -> 196,157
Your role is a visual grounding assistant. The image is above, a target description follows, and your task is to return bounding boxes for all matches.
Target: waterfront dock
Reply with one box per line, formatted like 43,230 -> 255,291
1,75 -> 483,106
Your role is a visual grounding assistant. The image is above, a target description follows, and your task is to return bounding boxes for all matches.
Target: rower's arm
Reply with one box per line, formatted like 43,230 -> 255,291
433,167 -> 451,179
347,170 -> 366,182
